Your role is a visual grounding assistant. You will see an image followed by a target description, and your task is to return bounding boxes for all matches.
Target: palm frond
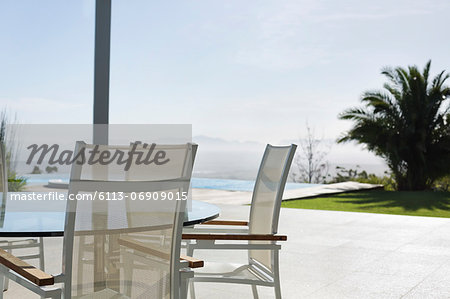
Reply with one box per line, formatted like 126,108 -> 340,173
338,107 -> 372,121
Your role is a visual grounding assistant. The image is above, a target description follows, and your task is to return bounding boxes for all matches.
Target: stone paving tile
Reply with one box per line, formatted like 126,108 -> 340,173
309,271 -> 425,299
402,262 -> 450,298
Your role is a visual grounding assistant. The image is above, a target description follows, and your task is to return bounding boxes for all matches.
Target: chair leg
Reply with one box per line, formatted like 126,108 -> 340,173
76,236 -> 86,296
0,273 -> 4,299
189,281 -> 196,299
273,250 -> 282,299
38,237 -> 45,270
39,238 -> 46,299
179,277 -> 188,299
274,283 -> 282,299
251,285 -> 259,299
122,251 -> 133,297
1,276 -> 6,292
3,242 -> 11,292
186,241 -> 194,257
48,289 -> 62,299
186,241 -> 196,299
157,269 -> 164,299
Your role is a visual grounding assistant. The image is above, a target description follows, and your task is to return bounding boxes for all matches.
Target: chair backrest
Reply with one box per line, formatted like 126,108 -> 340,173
248,144 -> 296,270
63,141 -> 196,299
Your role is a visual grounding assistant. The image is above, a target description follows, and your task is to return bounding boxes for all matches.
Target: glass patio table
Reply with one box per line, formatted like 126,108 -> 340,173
0,194 -> 220,294
0,198 -> 220,237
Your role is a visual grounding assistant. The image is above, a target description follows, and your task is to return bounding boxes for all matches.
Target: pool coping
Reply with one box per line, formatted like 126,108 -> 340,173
282,181 -> 383,201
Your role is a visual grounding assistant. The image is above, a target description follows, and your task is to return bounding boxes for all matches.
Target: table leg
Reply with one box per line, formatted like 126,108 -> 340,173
93,234 -> 106,292
106,234 -> 120,292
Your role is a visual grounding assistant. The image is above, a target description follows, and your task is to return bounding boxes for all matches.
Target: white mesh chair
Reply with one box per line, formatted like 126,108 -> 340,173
0,142 -> 45,293
0,142 -> 200,299
74,142 -> 199,296
183,144 -> 296,299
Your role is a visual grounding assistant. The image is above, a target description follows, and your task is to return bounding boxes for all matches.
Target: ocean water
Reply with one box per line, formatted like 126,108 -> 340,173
23,174 -> 319,192
190,178 -> 319,192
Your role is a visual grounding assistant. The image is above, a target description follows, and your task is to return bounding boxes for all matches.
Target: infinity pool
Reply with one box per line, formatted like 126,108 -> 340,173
191,178 -> 318,191
24,174 -> 319,192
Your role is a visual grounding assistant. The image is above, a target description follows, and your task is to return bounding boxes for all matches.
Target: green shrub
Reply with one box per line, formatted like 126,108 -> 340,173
434,176 -> 450,192
7,171 -> 27,192
1,108 -> 28,191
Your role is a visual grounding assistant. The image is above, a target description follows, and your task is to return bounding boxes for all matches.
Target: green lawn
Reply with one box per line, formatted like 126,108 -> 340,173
281,190 -> 450,218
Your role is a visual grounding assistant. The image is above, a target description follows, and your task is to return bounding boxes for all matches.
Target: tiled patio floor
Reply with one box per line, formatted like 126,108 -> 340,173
3,203 -> 450,298
192,205 -> 450,298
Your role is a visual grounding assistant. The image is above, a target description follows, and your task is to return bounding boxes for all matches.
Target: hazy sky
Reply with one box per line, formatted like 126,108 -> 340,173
1,0 -> 449,155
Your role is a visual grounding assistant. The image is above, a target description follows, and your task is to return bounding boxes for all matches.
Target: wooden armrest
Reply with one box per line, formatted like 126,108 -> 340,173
118,236 -> 169,260
180,255 -> 204,268
201,220 -> 248,226
118,237 -> 204,268
182,234 -> 287,241
0,249 -> 54,286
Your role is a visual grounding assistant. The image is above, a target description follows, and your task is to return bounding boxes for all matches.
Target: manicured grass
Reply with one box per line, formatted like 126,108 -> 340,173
281,190 -> 450,218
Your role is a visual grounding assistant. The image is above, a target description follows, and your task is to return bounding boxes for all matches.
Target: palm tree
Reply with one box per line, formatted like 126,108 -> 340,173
338,61 -> 450,191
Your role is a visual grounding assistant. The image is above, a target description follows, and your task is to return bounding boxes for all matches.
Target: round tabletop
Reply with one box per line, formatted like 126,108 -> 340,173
0,200 -> 220,237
